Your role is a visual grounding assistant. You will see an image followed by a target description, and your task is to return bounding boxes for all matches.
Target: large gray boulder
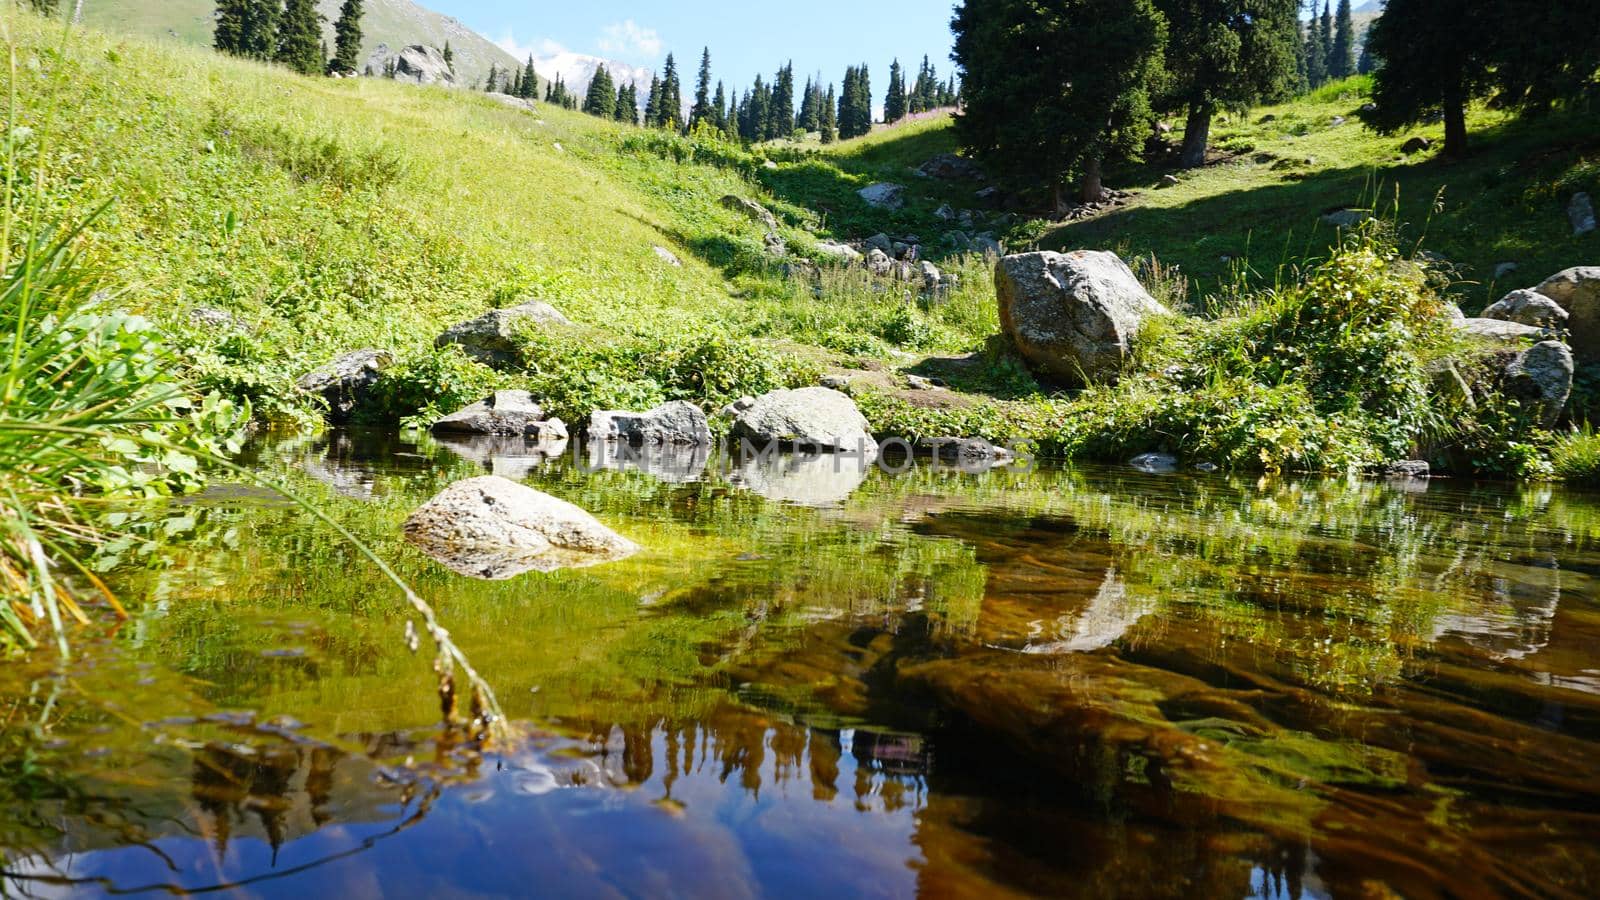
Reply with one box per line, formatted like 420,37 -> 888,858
728,387 -> 876,454
995,250 -> 1169,386
296,349 -> 394,424
403,476 -> 638,579
1453,317 -> 1553,343
720,195 -> 779,232
588,401 -> 712,445
858,183 -> 906,210
1481,289 -> 1569,328
435,301 -> 572,368
916,153 -> 985,180
1535,268 -> 1600,360
388,45 -> 455,86
432,390 -> 547,436
1505,341 -> 1574,428
814,240 -> 862,264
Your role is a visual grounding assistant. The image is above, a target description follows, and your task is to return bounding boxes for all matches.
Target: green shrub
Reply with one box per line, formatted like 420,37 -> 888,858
363,346 -> 511,428
1552,428 -> 1600,485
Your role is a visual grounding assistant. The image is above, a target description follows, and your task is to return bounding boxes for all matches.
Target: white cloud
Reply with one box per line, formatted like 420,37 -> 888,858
495,30 -> 567,63
597,20 -> 663,59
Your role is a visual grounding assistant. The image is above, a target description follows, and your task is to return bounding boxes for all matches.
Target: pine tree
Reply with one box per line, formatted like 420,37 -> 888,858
954,0 -> 1166,206
851,64 -> 873,137
798,77 -> 816,133
328,0 -> 363,76
1157,0 -> 1300,168
511,68 -> 523,97
885,59 -> 907,123
1329,0 -> 1355,80
443,41 -> 454,74
584,65 -> 617,118
689,48 -> 714,129
219,0 -> 280,61
275,0 -> 324,76
658,53 -> 683,130
521,56 -> 540,98
747,74 -> 770,140
26,0 -> 61,16
1317,2 -> 1334,74
820,84 -> 836,144
1356,38 -> 1376,76
644,75 -> 663,128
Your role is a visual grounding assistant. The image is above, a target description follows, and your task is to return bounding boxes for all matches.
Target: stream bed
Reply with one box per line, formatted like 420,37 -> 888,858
2,430 -> 1598,898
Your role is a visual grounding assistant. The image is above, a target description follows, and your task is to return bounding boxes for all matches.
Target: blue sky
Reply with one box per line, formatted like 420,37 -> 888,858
439,1 -> 959,96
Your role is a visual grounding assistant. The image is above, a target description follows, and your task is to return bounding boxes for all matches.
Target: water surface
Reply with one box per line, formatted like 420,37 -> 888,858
2,431 -> 1598,898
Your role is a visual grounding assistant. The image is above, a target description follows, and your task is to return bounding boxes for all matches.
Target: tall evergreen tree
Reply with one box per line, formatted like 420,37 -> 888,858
657,53 -> 683,130
214,0 -> 248,55
1356,37 -> 1376,76
954,0 -> 1166,206
767,63 -> 795,140
216,0 -> 280,60
1328,0 -> 1355,80
798,77 -> 817,132
1364,0 -> 1491,156
690,48 -> 714,129
328,0 -> 363,75
713,81 -> 728,131
1317,2 -> 1334,73
583,65 -> 617,118
486,63 -> 500,93
747,74 -> 771,140
443,41 -> 454,74
521,56 -> 539,100
1303,9 -> 1327,87
644,75 -> 663,128
1157,0 -> 1300,168
820,84 -> 837,144
275,0 -> 324,76
26,0 -> 61,16
885,59 -> 908,123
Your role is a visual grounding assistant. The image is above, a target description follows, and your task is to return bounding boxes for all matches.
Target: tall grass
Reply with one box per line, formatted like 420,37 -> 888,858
0,7 -> 507,740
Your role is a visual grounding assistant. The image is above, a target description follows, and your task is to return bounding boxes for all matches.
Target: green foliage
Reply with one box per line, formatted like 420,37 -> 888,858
363,346 -> 510,428
583,64 -> 617,119
329,0 -> 364,76
273,0 -> 324,77
1552,427 -> 1600,485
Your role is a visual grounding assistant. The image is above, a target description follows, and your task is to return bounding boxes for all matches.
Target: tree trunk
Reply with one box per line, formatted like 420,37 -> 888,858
1178,105 -> 1212,169
1079,157 -> 1104,205
1441,90 -> 1469,158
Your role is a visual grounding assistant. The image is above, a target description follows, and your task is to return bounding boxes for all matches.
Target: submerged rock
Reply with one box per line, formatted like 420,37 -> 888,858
582,440 -> 710,484
1129,453 -> 1178,474
432,433 -> 568,481
588,401 -> 712,445
1381,460 -> 1431,480
436,301 -> 572,368
995,250 -> 1169,386
729,449 -> 872,507
296,349 -> 394,424
728,387 -> 877,455
403,476 -> 638,579
431,390 -> 547,436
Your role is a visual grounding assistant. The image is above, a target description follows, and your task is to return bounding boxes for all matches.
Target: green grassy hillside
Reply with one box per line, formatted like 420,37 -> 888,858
79,0 -> 522,85
10,10 -> 1598,477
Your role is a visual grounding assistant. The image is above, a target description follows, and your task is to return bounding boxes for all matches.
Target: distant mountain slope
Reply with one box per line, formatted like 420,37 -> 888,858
80,0 -> 521,86
536,49 -> 655,101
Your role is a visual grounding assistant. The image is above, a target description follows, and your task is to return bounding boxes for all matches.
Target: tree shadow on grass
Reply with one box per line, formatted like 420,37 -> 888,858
1049,112 -> 1600,308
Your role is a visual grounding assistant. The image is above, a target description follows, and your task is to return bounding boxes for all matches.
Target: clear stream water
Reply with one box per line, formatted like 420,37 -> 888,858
1,431 -> 1598,898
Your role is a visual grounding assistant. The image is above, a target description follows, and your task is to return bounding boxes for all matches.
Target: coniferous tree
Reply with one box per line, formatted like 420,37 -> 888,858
520,57 -> 539,99
713,81 -> 728,131
328,0 -> 363,76
644,75 -> 663,128
1157,0 -> 1299,168
1303,10 -> 1327,87
767,63 -> 795,140
1365,0 -> 1493,156
798,77 -> 816,132
275,0 -> 324,76
1356,38 -> 1376,76
885,59 -> 907,123
1317,2 -> 1333,73
584,65 -> 617,118
443,41 -> 454,74
27,0 -> 61,16
954,0 -> 1166,207
214,0 -> 248,55
657,53 -> 683,130
820,84 -> 837,143
1328,0 -> 1355,80
690,48 -> 714,129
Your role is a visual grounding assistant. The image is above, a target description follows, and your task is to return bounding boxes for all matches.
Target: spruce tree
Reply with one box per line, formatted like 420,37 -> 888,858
820,84 -> 836,144
214,0 -> 248,55
1157,0 -> 1299,168
275,0 -> 324,76
885,59 -> 907,123
690,48 -> 714,129
1366,0 -> 1493,156
584,66 -> 617,118
748,74 -> 771,141
1356,38 -> 1375,76
328,0 -> 363,76
1329,0 -> 1355,80
713,81 -> 728,131
1303,13 -> 1327,87
954,0 -> 1166,206
236,0 -> 280,60
27,0 -> 61,16
767,63 -> 795,140
1317,2 -> 1333,74
644,75 -> 663,128
443,42 -> 454,74
521,57 -> 539,99
658,53 -> 683,130
798,77 -> 816,133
